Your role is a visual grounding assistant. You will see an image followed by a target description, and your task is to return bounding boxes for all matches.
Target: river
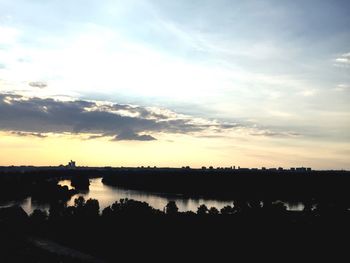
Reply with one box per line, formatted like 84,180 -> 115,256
0,177 -> 304,214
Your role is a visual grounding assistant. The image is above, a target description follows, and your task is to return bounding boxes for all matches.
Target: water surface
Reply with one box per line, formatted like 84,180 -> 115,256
59,178 -> 234,212
1,177 -> 304,214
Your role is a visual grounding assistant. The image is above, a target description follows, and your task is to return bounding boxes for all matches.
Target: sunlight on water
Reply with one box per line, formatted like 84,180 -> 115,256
60,178 -> 234,212
1,178 -> 304,214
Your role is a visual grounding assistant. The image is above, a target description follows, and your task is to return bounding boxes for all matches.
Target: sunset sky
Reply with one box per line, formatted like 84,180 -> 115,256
0,0 -> 349,169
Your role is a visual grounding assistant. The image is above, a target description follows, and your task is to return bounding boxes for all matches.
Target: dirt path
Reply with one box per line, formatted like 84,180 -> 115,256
27,236 -> 105,263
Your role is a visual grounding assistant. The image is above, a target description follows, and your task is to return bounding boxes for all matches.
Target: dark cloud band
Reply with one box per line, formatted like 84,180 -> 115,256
0,93 -> 226,141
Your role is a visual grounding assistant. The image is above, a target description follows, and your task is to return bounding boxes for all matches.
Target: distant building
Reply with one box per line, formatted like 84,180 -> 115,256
67,160 -> 76,168
295,167 -> 311,172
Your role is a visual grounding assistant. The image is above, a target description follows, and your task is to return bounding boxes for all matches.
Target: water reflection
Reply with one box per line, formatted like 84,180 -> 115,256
60,178 -> 234,212
1,178 -> 305,214
286,201 -> 304,211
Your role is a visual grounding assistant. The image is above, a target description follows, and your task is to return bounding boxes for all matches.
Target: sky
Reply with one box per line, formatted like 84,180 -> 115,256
0,0 -> 349,169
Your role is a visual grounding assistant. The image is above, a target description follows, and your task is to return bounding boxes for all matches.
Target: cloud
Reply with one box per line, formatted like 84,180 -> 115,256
112,131 -> 156,141
0,93 -> 301,141
0,25 -> 19,44
28,81 -> 48,88
250,130 -> 300,137
10,131 -> 47,138
334,84 -> 350,92
335,53 -> 350,66
87,134 -> 105,140
0,93 -> 231,141
298,89 -> 316,97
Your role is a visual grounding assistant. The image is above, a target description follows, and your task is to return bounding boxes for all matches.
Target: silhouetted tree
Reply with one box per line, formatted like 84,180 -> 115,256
271,201 -> 287,213
220,205 -> 235,215
209,207 -> 219,215
102,206 -> 113,217
248,200 -> 262,210
31,181 -> 76,203
63,206 -> 77,218
71,176 -> 90,191
197,204 -> 208,215
84,198 -> 100,217
103,198 -> 157,217
165,201 -> 178,215
233,200 -> 249,213
73,196 -> 86,217
303,200 -> 313,213
49,201 -> 66,220
30,209 -> 48,223
74,196 -> 86,208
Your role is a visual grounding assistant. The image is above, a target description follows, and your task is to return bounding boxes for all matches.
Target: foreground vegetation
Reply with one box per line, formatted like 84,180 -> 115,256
1,196 -> 350,262
1,169 -> 350,262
